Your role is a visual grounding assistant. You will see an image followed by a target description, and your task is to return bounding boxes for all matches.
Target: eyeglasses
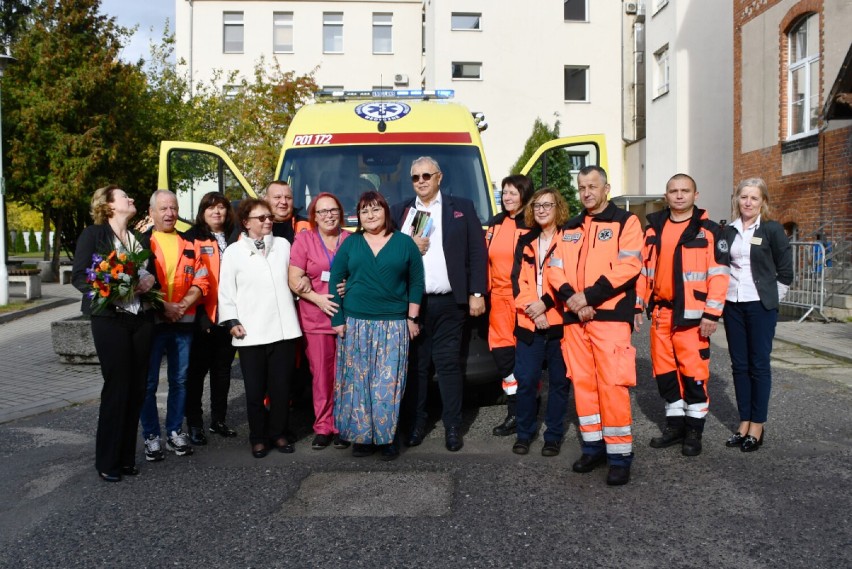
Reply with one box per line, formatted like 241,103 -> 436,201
249,214 -> 274,222
316,208 -> 340,217
359,207 -> 383,217
411,172 -> 439,183
532,202 -> 556,211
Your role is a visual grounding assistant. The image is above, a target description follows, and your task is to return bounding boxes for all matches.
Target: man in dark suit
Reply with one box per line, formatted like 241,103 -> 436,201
391,156 -> 488,452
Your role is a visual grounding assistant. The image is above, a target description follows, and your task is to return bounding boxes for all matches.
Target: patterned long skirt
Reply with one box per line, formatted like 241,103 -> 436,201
334,317 -> 409,445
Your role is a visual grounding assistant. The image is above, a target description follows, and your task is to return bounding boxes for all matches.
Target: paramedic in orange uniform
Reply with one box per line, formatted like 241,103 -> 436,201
486,175 -> 532,436
545,166 -> 643,486
635,173 -> 730,457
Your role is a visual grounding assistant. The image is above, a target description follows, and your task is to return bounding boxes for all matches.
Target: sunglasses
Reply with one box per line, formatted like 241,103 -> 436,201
411,172 -> 439,183
249,214 -> 274,222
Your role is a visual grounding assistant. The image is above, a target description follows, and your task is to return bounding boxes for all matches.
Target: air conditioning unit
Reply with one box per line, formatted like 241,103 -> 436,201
394,73 -> 409,86
625,2 -> 638,15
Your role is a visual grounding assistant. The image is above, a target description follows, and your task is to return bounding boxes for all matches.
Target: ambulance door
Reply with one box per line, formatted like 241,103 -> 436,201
157,141 -> 255,229
520,134 -> 607,193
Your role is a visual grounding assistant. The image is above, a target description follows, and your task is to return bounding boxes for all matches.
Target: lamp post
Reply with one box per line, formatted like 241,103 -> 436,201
0,52 -> 16,305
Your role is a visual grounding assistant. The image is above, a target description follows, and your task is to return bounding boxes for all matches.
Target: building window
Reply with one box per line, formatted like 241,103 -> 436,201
563,0 -> 587,22
788,14 -> 820,138
451,13 -> 481,30
373,13 -> 392,53
653,44 -> 669,98
323,12 -> 343,53
452,62 -> 482,80
563,66 -> 588,101
223,85 -> 241,101
273,12 -> 293,53
223,12 -> 244,53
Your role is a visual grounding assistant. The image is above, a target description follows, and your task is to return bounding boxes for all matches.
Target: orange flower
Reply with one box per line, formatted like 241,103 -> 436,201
108,251 -> 116,261
99,260 -> 110,271
99,287 -> 110,297
118,253 -> 127,262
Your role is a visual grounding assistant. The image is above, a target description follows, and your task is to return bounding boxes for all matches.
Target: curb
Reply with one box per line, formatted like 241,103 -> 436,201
0,297 -> 78,325
773,335 -> 852,365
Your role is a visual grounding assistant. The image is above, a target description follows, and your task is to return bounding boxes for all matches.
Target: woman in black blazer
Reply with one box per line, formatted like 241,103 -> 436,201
721,178 -> 793,452
71,186 -> 157,481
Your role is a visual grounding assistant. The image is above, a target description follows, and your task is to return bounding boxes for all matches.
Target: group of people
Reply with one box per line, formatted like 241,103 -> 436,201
485,168 -> 792,486
73,156 -> 791,487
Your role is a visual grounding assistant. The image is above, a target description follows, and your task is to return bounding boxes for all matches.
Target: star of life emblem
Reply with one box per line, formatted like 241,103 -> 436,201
355,102 -> 411,122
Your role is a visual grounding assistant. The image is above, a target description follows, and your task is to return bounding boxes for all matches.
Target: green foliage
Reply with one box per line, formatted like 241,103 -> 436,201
27,228 -> 38,252
13,229 -> 25,253
510,118 -> 581,216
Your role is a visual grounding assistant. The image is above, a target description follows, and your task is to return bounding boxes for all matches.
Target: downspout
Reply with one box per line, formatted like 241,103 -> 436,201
187,0 -> 194,96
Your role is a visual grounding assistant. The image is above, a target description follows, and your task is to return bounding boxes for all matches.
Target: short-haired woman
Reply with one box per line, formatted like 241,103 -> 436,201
510,188 -> 572,457
218,198 -> 302,458
487,174 -> 533,437
288,192 -> 351,450
184,192 -> 239,445
722,178 -> 793,452
72,186 -> 157,481
329,191 -> 424,460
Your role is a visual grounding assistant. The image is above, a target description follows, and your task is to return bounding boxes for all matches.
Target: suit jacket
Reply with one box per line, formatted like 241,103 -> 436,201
391,193 -> 487,305
722,219 -> 793,310
71,224 -> 154,316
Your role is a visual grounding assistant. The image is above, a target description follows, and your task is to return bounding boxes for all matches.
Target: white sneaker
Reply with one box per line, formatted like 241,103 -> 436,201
166,430 -> 194,456
144,435 -> 165,462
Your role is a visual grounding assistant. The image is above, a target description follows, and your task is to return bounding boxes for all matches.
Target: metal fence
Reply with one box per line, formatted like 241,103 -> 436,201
782,241 -> 827,322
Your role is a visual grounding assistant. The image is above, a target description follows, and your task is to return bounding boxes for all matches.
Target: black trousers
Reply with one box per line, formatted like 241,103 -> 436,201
185,325 -> 237,428
238,339 -> 296,445
91,312 -> 154,475
404,293 -> 466,430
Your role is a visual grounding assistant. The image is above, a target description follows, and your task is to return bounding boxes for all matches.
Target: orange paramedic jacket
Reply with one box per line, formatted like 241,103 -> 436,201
511,227 -> 564,343
636,208 -> 730,327
545,202 -> 643,325
142,229 -> 209,325
486,212 -> 529,292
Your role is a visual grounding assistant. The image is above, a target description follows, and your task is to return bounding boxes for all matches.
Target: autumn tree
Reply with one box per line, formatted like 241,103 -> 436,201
510,118 -> 581,215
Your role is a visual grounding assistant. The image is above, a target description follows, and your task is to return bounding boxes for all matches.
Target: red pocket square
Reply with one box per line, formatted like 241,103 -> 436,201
454,210 -> 464,218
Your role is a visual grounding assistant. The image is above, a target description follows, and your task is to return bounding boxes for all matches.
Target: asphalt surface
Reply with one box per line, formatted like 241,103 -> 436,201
0,327 -> 849,569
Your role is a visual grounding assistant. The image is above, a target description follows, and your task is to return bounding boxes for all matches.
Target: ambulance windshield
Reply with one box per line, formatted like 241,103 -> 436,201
278,145 -> 492,227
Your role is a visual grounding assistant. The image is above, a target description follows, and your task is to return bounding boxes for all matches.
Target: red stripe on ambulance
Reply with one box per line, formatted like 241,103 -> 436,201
290,132 -> 472,146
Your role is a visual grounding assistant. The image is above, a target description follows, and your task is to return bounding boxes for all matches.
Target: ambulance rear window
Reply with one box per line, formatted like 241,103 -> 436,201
279,145 -> 491,227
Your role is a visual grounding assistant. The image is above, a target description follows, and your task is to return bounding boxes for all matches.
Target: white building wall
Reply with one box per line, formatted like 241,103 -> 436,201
424,0 -> 625,193
640,0 -> 732,222
175,0 -> 422,91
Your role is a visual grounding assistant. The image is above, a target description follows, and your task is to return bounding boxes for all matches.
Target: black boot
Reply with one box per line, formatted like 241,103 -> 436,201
492,395 -> 517,436
650,418 -> 685,448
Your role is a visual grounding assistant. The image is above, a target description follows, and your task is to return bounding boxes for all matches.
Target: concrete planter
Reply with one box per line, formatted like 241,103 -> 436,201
51,315 -> 99,364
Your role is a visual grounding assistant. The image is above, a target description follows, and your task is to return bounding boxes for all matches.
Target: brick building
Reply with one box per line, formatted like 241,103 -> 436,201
733,0 -> 851,242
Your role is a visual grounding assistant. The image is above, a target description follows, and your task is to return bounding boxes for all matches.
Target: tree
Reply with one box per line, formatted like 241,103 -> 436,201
510,118 -> 581,215
4,0 -> 156,270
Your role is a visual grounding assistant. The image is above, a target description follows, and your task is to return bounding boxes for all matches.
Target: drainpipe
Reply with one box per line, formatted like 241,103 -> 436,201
187,0 -> 194,96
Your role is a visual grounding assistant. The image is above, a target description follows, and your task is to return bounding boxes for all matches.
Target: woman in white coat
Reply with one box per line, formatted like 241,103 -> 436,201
219,198 -> 302,458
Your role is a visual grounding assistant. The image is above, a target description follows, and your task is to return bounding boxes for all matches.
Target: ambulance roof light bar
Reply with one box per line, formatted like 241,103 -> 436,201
315,89 -> 455,102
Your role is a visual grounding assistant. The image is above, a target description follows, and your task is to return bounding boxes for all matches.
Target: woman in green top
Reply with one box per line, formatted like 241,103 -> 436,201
330,191 -> 424,460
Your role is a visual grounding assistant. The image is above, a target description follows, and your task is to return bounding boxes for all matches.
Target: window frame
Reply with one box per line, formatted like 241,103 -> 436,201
653,44 -> 670,99
786,14 -> 820,140
563,0 -> 588,23
372,12 -> 393,54
451,12 -> 482,31
451,61 -> 483,81
223,11 -> 244,54
563,65 -> 589,102
272,12 -> 294,54
322,12 -> 344,54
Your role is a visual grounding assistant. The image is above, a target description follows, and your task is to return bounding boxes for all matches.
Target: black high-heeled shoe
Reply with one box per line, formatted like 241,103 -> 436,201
725,432 -> 746,447
99,472 -> 121,482
741,430 -> 765,453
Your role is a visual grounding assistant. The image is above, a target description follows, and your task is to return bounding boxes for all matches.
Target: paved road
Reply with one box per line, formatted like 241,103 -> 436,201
0,327 -> 849,568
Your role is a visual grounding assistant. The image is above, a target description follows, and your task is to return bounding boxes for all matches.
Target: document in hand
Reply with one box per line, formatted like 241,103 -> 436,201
401,208 -> 433,237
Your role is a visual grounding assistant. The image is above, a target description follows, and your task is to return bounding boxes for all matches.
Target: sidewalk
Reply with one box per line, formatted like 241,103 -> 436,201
1,281 -> 850,425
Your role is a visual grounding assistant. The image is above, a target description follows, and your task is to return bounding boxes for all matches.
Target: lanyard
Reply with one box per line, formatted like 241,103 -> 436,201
316,229 -> 340,269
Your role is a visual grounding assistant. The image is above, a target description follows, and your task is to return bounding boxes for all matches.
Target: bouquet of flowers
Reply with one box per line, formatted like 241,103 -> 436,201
86,248 -> 163,315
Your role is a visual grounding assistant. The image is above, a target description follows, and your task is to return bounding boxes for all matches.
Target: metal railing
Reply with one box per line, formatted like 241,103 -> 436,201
782,241 -> 827,322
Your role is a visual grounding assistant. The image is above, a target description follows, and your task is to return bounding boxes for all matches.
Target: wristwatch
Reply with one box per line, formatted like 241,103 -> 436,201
406,315 -> 420,324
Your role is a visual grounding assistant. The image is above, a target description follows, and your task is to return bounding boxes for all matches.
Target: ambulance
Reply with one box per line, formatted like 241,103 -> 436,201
158,89 -> 607,382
